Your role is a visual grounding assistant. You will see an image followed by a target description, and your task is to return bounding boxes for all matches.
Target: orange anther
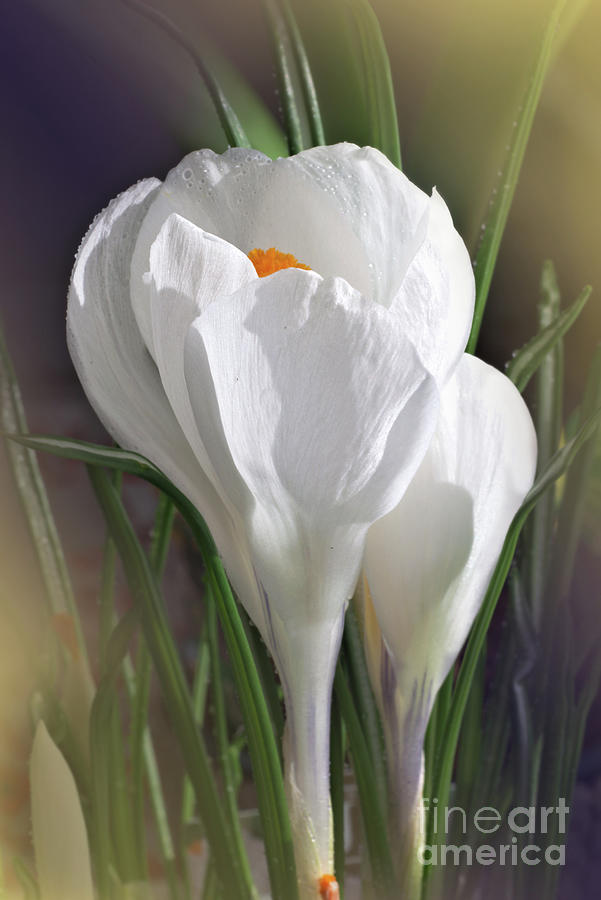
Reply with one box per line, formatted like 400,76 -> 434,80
248,246 -> 311,278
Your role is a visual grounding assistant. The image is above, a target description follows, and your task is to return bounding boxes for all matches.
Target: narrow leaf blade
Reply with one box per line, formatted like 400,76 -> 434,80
507,284 -> 592,393
262,0 -> 312,154
466,0 -> 567,352
0,323 -> 88,666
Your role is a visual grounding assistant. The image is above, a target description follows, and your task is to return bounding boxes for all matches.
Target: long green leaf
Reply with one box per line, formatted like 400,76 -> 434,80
293,0 -> 400,164
262,0 -> 309,154
427,404 -> 601,849
343,0 -> 401,167
199,45 -> 288,158
6,438 -> 207,531
466,0 -> 567,353
123,0 -> 251,148
526,261 -> 565,628
241,613 -> 285,752
334,659 -> 396,897
454,644 -> 485,816
87,466 -> 257,900
279,0 -> 325,146
89,608 -> 139,897
181,628 -> 211,827
128,494 -> 176,890
0,322 -> 87,665
117,494 -> 181,899
342,602 -> 387,813
506,283 -> 592,393
206,581 -> 250,885
203,554 -> 298,900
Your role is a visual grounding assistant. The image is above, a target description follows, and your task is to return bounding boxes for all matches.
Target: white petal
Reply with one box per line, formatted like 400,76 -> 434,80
130,144 -> 431,317
365,354 -> 537,696
276,611 -> 345,885
286,144 -> 431,304
67,182 -> 263,626
68,180 -> 200,500
184,268 -> 439,624
390,189 -> 475,386
31,722 -> 94,900
146,213 -> 257,497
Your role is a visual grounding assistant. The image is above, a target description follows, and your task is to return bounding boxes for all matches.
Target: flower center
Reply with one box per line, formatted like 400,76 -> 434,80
248,246 -> 311,278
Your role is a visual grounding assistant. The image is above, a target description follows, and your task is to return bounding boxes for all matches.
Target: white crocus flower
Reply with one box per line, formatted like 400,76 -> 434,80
67,143 -> 474,897
363,354 -> 537,890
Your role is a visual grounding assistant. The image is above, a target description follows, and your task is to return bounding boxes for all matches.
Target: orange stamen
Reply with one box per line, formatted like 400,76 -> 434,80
248,246 -> 311,278
319,874 -> 340,900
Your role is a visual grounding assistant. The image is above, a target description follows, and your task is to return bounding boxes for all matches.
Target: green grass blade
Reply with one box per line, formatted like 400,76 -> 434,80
343,0 -> 401,167
279,0 -> 325,146
0,322 -> 88,666
292,0 -> 400,163
241,613 -> 285,752
149,493 -> 176,575
181,629 -> 211,827
534,260 -> 564,473
424,668 -> 453,799
334,659 -> 396,898
89,608 -> 139,897
506,282 -> 592,393
525,261 -> 565,627
129,493 -> 175,886
4,438 -> 211,542
133,682 -> 183,900
508,570 -> 538,805
123,0 -> 251,148
466,0 -> 567,353
118,495 -> 182,898
198,46 -> 288,158
98,471 -> 122,672
97,510 -> 146,887
87,465 -> 257,900
206,581 -> 250,885
454,644 -> 485,813
342,602 -> 387,813
262,0 -> 311,153
204,559 -> 298,900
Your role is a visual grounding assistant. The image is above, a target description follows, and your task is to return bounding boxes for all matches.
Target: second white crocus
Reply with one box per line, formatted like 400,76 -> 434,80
363,354 -> 538,889
67,142 -> 474,897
